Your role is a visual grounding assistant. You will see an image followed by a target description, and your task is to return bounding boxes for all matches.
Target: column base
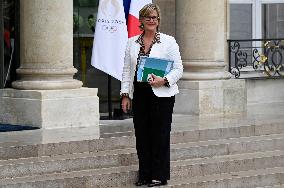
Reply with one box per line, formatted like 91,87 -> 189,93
182,71 -> 232,80
182,61 -> 231,80
0,88 -> 99,129
12,80 -> 83,90
174,80 -> 247,115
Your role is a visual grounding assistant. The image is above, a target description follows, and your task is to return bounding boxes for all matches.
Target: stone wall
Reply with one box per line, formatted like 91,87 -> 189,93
247,79 -> 284,105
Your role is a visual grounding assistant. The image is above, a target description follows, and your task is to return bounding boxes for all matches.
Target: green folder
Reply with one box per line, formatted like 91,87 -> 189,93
141,68 -> 165,82
137,56 -> 174,82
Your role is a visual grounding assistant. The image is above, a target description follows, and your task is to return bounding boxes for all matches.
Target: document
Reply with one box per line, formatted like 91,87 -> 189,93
137,56 -> 174,82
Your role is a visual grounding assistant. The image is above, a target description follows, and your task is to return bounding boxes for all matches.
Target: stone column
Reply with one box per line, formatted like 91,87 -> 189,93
0,0 -> 100,129
174,0 -> 246,115
13,0 -> 82,90
176,0 -> 230,80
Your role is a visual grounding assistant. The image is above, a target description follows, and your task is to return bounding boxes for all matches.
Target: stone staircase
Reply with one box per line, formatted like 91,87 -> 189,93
1,120 -> 284,187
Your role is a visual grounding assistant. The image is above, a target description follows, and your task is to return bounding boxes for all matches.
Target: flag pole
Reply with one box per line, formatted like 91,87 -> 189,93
108,75 -> 112,119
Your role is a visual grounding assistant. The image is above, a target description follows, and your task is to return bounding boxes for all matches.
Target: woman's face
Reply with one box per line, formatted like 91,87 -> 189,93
141,10 -> 159,33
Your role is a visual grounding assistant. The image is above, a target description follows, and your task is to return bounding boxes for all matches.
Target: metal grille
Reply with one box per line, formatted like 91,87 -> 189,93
228,39 -> 284,79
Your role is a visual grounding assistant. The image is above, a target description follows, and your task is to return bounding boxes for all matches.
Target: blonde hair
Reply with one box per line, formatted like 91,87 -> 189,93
139,3 -> 161,31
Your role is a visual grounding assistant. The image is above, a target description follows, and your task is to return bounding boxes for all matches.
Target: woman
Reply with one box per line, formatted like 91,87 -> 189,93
120,3 -> 183,187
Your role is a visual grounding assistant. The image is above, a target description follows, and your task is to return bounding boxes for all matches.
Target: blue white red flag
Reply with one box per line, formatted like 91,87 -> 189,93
91,0 -> 152,81
127,0 -> 152,38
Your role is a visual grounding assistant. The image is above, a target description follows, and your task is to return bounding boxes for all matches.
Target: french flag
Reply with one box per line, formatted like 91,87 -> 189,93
91,0 -> 152,81
124,0 -> 152,38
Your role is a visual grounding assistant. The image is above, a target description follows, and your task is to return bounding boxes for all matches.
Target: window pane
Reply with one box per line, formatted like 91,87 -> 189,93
73,0 -> 98,35
229,4 -> 254,71
262,3 -> 284,38
262,3 -> 284,77
230,4 -> 253,39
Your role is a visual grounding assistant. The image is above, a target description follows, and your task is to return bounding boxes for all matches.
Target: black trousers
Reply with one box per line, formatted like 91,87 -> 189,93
132,82 -> 175,181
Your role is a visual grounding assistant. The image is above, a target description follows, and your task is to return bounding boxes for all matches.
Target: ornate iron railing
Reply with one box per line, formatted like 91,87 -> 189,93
228,39 -> 284,78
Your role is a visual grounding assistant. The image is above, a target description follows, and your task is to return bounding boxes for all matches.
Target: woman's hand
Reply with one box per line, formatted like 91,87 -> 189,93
149,74 -> 166,87
121,97 -> 131,113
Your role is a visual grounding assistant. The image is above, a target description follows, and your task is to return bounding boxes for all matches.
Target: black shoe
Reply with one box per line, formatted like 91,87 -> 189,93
135,179 -> 148,186
147,180 -> 168,187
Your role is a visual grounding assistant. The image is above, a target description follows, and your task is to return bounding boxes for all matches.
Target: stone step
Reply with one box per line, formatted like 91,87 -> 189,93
0,135 -> 135,160
1,133 -> 284,179
171,133 -> 284,159
171,150 -> 284,179
118,184 -> 284,188
1,122 -> 284,160
256,185 -> 284,188
0,148 -> 137,179
151,167 -> 284,188
1,150 -> 284,187
118,168 -> 284,188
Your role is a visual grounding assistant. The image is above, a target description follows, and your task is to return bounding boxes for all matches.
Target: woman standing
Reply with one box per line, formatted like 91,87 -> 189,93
120,3 -> 183,187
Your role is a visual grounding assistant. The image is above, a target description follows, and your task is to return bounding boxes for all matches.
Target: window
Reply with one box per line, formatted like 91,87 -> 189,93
228,0 -> 284,78
262,3 -> 284,38
229,0 -> 284,39
230,4 -> 253,40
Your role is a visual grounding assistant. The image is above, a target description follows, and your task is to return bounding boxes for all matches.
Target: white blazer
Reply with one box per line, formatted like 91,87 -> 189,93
120,33 -> 183,99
